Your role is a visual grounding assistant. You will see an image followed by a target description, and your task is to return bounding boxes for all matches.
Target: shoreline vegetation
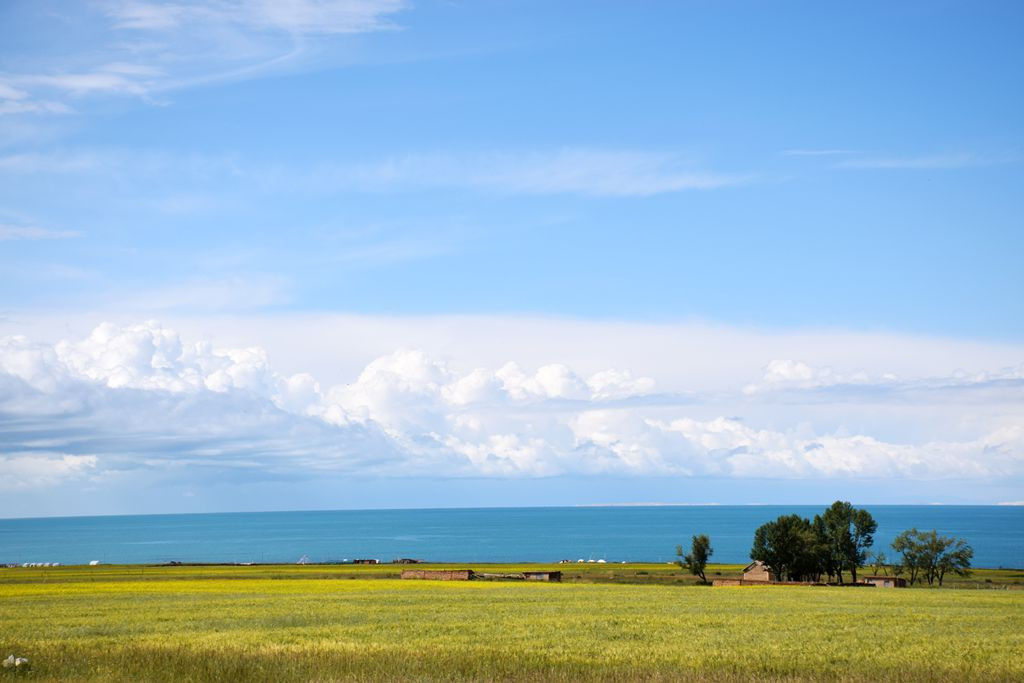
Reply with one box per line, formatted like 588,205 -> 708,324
2,564 -> 1022,682
2,562 -> 1023,587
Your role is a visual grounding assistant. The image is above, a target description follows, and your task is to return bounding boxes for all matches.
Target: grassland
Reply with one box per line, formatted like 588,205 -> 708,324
2,564 -> 1022,682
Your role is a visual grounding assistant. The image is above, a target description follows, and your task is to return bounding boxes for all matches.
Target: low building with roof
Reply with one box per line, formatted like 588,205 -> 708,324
860,575 -> 907,588
742,561 -> 776,582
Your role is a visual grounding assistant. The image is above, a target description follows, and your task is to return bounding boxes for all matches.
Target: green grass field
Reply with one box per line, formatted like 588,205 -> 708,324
2,564 -> 1022,681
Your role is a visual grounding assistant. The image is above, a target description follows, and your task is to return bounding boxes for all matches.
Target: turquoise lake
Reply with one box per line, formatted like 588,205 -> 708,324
2,505 -> 1021,567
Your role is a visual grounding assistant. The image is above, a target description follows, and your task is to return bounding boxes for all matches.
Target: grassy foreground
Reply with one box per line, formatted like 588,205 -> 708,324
1,565 -> 1022,682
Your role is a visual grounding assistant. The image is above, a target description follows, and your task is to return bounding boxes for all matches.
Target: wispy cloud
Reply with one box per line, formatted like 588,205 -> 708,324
16,64 -> 163,98
0,83 -> 71,115
836,153 -> 986,170
0,1 -> 408,115
320,149 -> 749,197
0,147 -> 747,198
103,0 -> 406,35
782,149 -> 862,157
0,223 -> 82,241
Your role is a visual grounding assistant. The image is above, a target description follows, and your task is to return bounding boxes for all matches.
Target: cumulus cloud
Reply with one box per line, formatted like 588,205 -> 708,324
743,359 -> 877,394
1,322 -> 1021,491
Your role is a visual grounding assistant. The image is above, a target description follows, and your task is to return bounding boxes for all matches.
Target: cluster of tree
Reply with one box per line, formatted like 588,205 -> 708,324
890,528 -> 973,586
678,502 -> 975,587
750,501 -> 877,583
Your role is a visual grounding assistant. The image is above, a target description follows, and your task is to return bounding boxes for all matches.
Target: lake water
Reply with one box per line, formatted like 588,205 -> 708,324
2,506 -> 1021,568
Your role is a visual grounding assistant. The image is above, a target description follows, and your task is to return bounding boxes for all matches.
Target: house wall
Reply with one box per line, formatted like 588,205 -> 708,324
864,577 -> 905,588
742,565 -> 773,582
713,579 -> 827,587
400,569 -> 474,581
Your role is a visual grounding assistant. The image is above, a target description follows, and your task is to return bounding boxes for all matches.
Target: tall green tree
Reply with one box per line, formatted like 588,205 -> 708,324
676,534 -> 713,583
821,501 -> 877,583
811,514 -> 838,582
750,514 -> 819,581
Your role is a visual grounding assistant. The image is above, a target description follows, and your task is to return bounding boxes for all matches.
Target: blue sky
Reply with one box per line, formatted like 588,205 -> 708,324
1,1 -> 1022,516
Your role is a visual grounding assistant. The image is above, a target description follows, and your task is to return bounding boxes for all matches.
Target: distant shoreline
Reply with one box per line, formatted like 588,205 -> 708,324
6,560 -> 1022,572
3,501 -> 1020,522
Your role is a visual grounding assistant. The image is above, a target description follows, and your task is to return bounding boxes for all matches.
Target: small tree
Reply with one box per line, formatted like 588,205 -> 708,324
870,551 -> 888,576
891,528 -> 973,586
892,528 -> 925,585
922,531 -> 973,586
677,534 -> 713,583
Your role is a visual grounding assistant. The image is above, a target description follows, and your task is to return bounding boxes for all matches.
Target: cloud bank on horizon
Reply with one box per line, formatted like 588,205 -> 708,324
2,321 -> 1021,508
1,1 -> 1022,514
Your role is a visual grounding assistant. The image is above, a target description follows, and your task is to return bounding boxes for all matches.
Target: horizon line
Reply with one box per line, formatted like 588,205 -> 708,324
4,501 -> 1022,522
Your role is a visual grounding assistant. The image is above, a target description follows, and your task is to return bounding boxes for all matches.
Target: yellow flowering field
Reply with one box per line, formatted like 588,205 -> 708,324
1,565 -> 1021,681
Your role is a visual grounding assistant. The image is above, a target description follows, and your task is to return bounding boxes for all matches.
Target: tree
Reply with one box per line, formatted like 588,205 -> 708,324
892,529 -> 926,585
935,536 -> 972,586
891,528 -> 973,586
821,501 -> 877,583
677,534 -> 713,583
750,514 -> 819,582
811,514 -> 838,583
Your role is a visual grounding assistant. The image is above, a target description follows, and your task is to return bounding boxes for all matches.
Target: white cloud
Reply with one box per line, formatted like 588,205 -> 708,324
0,453 -> 98,490
743,358 -> 1024,395
586,369 -> 656,400
1,321 -> 1021,492
8,312 -> 1020,397
743,359 -> 874,394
